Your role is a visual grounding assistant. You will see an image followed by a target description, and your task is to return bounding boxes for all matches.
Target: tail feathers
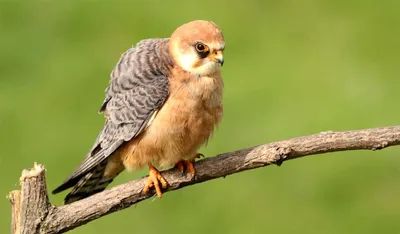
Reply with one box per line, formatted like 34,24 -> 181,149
64,162 -> 116,204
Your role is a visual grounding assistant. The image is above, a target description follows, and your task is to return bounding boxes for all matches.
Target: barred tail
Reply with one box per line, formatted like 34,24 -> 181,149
64,162 -> 117,204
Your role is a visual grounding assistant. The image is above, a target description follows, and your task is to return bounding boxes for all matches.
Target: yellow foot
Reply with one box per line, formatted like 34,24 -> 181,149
174,160 -> 196,175
174,153 -> 204,175
143,164 -> 168,198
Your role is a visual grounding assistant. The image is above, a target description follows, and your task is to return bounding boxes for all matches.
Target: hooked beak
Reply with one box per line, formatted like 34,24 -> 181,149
209,50 -> 224,66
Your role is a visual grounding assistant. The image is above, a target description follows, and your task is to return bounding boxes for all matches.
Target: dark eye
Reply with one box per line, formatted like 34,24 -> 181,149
195,43 -> 208,52
194,42 -> 209,58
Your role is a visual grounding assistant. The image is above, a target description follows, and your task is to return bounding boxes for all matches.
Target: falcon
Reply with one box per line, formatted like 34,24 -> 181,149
52,20 -> 225,204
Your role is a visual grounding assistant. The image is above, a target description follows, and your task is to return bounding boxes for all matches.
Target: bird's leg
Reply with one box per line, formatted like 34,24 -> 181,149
174,161 -> 185,173
174,153 -> 205,175
143,163 -> 168,198
175,160 -> 196,175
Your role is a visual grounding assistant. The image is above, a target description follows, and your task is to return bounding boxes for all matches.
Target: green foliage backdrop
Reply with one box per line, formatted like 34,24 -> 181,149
1,1 -> 399,233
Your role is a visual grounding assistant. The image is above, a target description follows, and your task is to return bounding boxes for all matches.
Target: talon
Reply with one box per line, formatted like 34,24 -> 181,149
195,153 -> 205,160
143,164 -> 167,198
157,174 -> 168,189
174,161 -> 185,174
174,160 -> 196,175
184,160 -> 196,175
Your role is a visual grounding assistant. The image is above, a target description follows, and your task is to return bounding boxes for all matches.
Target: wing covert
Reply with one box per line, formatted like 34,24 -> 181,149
53,38 -> 172,193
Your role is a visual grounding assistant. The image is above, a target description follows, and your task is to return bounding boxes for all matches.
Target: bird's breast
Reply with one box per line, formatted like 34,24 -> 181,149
160,72 -> 224,146
120,70 -> 224,170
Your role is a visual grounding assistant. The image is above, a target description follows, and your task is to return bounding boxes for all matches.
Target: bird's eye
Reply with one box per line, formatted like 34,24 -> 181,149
195,43 -> 208,53
194,42 -> 209,58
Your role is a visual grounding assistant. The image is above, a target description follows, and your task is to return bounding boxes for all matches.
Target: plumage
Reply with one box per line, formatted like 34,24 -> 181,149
53,20 -> 225,203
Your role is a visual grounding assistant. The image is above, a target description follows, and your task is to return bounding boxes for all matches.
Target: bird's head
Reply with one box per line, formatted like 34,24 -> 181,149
169,20 -> 225,76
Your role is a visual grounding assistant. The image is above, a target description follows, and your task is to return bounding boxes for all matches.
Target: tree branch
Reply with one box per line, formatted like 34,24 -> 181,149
8,126 -> 400,234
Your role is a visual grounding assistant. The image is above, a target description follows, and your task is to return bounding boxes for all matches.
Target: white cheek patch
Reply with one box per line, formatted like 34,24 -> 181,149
177,56 -> 219,76
192,61 -> 219,76
173,45 -> 223,76
176,52 -> 198,72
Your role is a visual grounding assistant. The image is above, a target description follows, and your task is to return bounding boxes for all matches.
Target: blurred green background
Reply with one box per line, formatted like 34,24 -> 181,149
1,0 -> 400,233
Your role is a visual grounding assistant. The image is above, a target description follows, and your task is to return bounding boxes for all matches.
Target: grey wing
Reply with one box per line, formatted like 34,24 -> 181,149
52,38 -> 172,194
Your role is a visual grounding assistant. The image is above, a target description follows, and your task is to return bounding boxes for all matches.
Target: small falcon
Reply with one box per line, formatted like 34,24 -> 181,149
53,20 -> 225,204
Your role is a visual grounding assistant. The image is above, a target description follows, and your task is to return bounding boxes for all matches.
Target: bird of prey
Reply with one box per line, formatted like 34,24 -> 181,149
52,20 -> 225,204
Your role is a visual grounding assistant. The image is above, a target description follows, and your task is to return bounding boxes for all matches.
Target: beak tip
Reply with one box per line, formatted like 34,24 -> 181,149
217,58 -> 224,66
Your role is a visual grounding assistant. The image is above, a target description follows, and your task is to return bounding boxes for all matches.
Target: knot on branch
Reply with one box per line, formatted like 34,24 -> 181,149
269,146 -> 293,166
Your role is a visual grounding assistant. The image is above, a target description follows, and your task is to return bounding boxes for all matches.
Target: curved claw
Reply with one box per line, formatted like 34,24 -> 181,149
143,164 -> 168,198
174,160 -> 196,175
195,153 -> 205,160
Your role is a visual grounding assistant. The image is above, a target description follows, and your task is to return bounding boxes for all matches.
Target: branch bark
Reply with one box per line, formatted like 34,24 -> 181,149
8,126 -> 400,234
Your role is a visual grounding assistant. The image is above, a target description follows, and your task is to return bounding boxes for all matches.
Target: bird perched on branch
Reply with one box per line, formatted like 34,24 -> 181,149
52,20 -> 225,204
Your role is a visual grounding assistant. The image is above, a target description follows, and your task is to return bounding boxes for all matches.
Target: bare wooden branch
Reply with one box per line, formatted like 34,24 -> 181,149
8,126 -> 400,234
8,163 -> 55,234
9,190 -> 21,234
